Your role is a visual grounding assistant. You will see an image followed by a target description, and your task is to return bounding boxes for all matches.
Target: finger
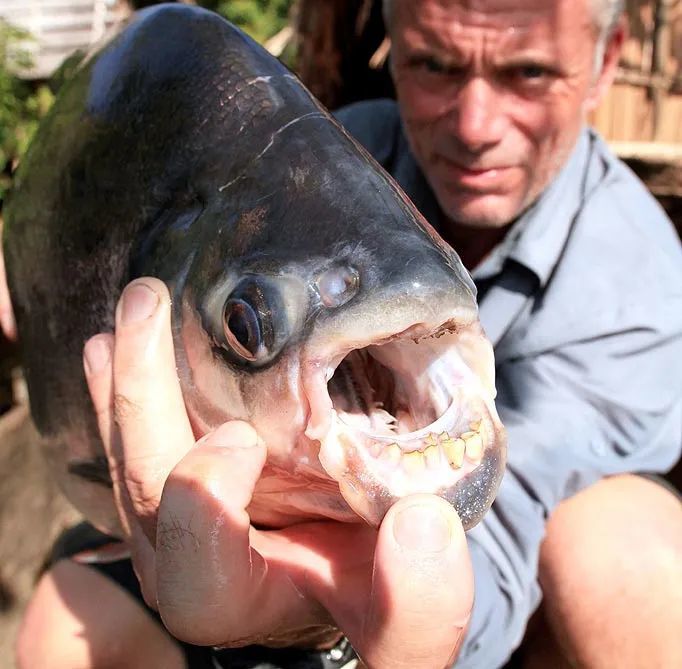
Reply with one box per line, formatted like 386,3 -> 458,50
112,278 -> 195,542
83,333 -> 129,532
0,244 -> 17,341
360,495 -> 473,669
83,333 -> 158,606
155,422 -> 327,647
83,334 -> 115,425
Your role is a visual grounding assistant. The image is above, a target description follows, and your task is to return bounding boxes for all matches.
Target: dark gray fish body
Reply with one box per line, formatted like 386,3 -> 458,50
4,4 -> 505,534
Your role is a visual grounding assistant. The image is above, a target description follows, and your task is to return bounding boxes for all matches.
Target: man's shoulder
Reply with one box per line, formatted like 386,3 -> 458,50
575,135 -> 682,278
333,99 -> 403,168
509,134 -> 682,352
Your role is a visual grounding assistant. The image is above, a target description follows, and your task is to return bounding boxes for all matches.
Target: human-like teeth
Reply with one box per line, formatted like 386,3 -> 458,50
442,437 -> 465,468
365,413 -> 487,474
461,430 -> 483,462
424,433 -> 438,447
380,443 -> 402,465
423,444 -> 441,468
403,450 -> 425,474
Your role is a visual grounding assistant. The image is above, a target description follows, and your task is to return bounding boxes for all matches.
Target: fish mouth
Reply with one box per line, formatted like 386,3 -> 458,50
304,319 -> 506,528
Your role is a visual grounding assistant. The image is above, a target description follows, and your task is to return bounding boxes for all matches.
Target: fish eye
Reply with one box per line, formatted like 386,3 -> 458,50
219,278 -> 284,366
223,298 -> 264,362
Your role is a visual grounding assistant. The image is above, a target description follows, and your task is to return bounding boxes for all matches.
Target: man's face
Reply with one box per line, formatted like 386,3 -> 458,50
390,0 -> 616,228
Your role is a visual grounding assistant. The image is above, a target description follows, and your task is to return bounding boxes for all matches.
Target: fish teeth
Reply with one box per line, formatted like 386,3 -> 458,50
380,443 -> 402,465
423,444 -> 441,468
373,418 -> 486,473
442,438 -> 465,468
402,450 -> 425,474
423,433 -> 438,447
463,432 -> 483,462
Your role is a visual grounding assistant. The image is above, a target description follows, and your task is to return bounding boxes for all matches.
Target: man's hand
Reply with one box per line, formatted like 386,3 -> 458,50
82,277 -> 474,669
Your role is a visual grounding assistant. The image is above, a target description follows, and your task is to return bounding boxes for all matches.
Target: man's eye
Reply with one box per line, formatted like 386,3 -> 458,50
503,64 -> 555,92
518,65 -> 548,79
409,56 -> 449,75
423,58 -> 448,74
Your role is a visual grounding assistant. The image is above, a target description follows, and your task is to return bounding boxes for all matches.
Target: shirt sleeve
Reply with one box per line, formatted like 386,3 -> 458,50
456,301 -> 682,668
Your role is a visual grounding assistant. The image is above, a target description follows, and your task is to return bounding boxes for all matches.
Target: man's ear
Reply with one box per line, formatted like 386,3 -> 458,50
585,14 -> 627,112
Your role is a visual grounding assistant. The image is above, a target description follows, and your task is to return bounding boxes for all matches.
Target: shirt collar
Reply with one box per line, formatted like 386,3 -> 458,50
501,128 -> 603,287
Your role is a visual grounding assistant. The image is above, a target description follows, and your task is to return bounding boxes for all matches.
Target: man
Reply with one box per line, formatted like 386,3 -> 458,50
333,0 -> 682,666
334,0 -> 682,665
14,0 -> 682,667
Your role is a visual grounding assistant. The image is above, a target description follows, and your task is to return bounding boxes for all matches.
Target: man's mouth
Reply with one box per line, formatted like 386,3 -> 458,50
435,155 -> 515,188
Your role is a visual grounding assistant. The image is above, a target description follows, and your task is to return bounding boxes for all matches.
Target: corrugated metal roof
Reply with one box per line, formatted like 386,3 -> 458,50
0,0 -> 130,79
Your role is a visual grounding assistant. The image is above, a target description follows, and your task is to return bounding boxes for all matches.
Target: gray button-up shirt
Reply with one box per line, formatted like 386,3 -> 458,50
335,99 -> 682,668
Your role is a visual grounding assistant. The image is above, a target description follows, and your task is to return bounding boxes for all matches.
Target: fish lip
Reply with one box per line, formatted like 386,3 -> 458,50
300,315 -> 506,526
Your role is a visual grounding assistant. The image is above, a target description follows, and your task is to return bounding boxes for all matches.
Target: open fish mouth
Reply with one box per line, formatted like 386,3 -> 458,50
304,320 -> 506,528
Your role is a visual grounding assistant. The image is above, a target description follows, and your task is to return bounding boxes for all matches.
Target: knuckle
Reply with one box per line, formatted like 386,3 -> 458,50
125,474 -> 161,520
108,453 -> 162,530
113,392 -> 143,426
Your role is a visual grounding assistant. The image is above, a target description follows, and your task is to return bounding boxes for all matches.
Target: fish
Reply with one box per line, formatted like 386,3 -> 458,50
3,4 -> 506,535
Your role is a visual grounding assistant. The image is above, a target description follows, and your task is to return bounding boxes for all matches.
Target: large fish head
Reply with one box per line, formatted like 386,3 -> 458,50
148,114 -> 506,529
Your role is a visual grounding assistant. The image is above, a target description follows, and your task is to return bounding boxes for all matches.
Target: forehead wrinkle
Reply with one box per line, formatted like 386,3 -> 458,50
397,0 -> 545,32
397,0 -> 594,65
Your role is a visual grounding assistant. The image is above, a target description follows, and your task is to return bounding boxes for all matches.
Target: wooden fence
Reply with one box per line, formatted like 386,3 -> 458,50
591,0 -> 682,145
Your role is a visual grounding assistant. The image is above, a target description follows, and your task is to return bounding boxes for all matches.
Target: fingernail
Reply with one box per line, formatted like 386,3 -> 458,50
120,282 -> 159,325
393,504 -> 452,553
83,336 -> 111,376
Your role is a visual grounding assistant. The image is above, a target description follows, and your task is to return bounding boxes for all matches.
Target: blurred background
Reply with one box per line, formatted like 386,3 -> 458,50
0,1 -> 680,666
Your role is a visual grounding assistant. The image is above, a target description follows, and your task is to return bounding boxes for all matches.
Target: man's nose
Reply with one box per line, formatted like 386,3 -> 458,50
448,77 -> 506,154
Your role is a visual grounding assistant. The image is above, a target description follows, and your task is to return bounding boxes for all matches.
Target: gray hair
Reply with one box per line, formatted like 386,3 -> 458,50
592,0 -> 625,71
382,0 -> 624,42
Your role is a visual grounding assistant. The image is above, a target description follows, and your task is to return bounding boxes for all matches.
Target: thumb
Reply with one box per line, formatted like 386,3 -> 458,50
362,495 -> 473,669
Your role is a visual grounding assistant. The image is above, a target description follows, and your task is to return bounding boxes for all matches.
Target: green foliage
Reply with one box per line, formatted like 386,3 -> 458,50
199,0 -> 293,44
0,2 -> 295,205
0,21 -> 54,205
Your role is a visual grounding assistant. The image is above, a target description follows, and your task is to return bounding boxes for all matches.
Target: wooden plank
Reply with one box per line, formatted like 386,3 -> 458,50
611,140 -> 682,161
611,86 -> 631,139
633,84 -> 647,141
0,0 -> 96,10
658,93 -> 682,142
623,84 -> 636,140
590,86 -> 614,139
27,16 -> 100,31
1,0 -> 126,79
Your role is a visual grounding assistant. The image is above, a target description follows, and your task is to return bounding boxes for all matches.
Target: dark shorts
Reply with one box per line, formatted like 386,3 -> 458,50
49,474 -> 680,669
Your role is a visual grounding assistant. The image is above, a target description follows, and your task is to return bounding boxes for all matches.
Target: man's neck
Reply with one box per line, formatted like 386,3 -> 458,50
438,215 -> 511,272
